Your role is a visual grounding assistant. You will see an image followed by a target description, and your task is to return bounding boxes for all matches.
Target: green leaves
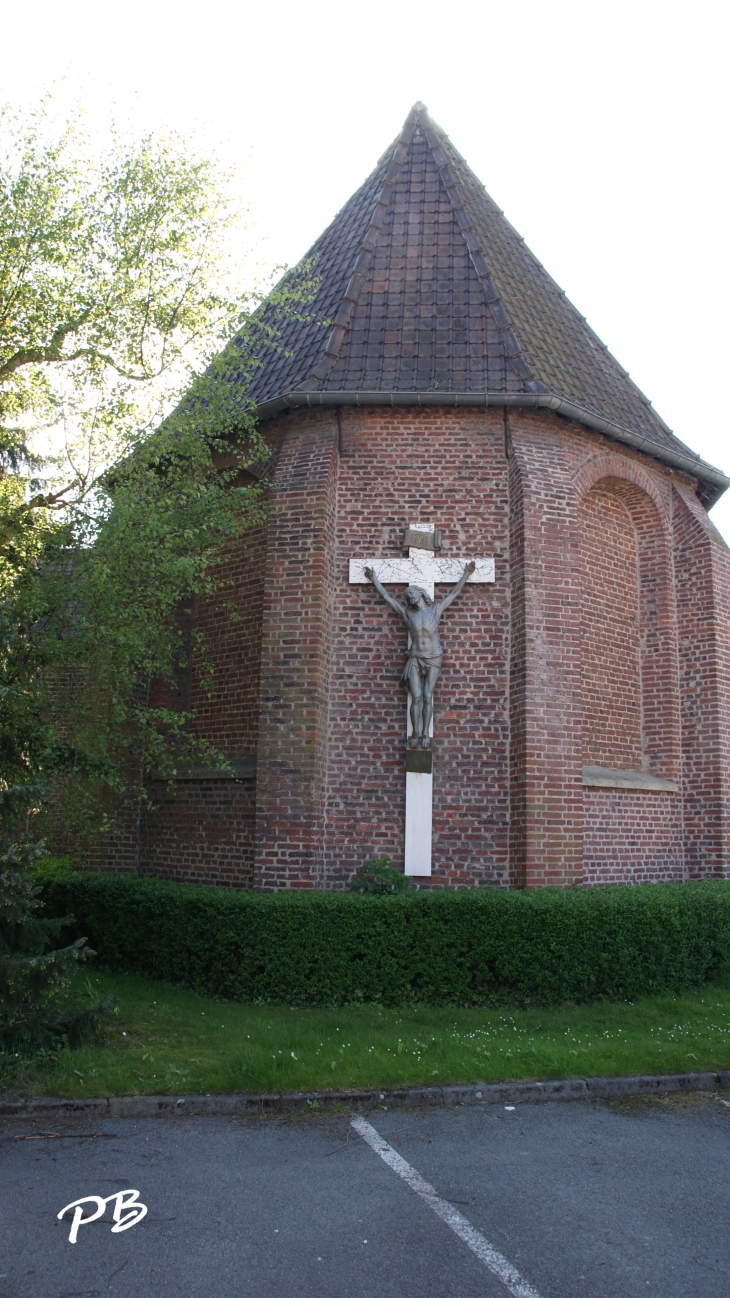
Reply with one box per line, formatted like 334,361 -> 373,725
0,101 -> 315,844
0,110 -> 243,449
349,857 -> 416,894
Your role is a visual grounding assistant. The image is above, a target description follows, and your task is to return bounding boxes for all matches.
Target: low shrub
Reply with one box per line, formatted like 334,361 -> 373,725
349,856 -> 415,894
34,855 -> 76,883
40,873 -> 730,1007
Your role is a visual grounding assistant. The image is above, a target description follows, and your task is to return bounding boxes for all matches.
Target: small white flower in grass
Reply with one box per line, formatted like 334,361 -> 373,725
291,1052 -> 297,1060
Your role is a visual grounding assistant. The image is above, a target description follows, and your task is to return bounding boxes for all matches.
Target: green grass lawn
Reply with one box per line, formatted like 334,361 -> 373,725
4,970 -> 730,1098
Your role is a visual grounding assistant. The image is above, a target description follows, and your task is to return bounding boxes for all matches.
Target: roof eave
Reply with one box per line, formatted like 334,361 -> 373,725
252,389 -> 729,507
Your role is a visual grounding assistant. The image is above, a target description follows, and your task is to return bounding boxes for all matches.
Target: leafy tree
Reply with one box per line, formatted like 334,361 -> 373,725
0,102 -> 311,844
1,100 -> 259,525
0,842 -> 109,1051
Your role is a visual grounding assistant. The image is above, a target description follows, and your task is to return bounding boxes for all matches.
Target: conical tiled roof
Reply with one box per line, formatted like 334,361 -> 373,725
245,104 -> 727,503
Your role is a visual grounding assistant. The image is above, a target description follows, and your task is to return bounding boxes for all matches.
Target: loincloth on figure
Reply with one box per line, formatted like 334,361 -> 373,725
400,651 -> 443,689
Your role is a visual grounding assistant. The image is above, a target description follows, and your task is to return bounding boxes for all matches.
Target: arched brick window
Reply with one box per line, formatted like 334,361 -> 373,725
577,468 -> 679,780
580,482 -> 642,768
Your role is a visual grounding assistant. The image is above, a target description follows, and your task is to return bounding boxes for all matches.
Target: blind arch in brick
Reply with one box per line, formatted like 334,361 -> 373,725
572,452 -> 670,529
578,470 -> 679,781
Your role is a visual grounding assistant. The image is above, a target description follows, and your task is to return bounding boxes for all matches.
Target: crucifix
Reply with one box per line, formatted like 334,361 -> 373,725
349,524 -> 495,875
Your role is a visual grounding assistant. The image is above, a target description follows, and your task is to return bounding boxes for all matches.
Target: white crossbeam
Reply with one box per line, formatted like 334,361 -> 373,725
349,554 -> 495,592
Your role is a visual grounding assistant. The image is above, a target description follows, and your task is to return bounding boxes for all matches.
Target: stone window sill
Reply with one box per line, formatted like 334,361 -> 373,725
582,766 -> 678,793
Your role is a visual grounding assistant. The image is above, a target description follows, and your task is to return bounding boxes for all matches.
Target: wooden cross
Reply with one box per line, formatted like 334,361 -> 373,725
349,524 -> 494,875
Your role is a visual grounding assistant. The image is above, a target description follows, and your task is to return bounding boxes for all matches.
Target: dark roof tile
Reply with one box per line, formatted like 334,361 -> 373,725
242,104 -> 727,502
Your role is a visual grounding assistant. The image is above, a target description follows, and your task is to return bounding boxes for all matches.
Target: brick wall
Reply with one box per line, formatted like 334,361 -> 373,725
101,403 -> 730,889
140,775 -> 256,886
508,414 -> 583,887
136,522 -> 266,886
582,789 -> 684,884
673,484 -> 730,877
578,473 -> 681,781
81,681 -> 149,876
580,485 -> 642,769
253,411 -> 340,889
82,791 -> 143,876
187,524 -> 267,761
323,405 -> 510,888
573,455 -> 684,883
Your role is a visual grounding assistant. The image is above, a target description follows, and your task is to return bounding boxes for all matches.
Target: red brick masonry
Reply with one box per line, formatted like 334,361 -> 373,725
121,405 -> 730,889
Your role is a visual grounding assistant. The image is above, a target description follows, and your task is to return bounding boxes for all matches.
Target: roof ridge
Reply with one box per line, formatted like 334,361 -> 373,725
417,110 -> 545,396
296,108 -> 420,391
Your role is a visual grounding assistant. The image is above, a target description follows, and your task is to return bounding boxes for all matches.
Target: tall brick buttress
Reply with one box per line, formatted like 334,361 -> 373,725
253,414 -> 340,890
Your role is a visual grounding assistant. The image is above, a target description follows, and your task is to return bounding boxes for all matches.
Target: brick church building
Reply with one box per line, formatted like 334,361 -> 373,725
115,103 -> 730,891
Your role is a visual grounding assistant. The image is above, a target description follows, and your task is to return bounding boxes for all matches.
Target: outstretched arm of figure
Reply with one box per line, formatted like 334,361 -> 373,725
437,560 -> 476,617
364,567 -> 408,625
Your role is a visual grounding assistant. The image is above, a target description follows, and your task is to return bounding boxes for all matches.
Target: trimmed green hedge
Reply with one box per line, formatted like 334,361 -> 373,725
41,873 -> 730,1007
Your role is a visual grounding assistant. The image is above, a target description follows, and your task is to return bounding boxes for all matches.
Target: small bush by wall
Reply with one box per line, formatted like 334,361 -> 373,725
41,873 -> 730,1007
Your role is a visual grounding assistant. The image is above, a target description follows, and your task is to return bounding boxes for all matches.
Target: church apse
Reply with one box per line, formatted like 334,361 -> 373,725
93,102 -> 730,889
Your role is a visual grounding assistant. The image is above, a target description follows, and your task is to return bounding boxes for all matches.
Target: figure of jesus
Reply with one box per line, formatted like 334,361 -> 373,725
363,561 -> 476,749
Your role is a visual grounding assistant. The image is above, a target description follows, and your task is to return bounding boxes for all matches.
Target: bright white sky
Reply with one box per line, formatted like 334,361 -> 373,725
3,0 -> 729,532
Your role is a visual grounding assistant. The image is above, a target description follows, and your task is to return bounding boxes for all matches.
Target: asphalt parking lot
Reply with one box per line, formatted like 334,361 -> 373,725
1,1093 -> 729,1298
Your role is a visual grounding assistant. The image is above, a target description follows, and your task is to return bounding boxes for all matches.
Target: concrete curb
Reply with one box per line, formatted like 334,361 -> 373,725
3,1070 -> 730,1119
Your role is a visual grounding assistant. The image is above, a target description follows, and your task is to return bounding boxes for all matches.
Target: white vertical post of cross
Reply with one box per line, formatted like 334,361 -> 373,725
349,525 -> 494,875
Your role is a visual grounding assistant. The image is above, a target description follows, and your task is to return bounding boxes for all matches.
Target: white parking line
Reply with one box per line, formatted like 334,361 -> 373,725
351,1116 -> 544,1298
